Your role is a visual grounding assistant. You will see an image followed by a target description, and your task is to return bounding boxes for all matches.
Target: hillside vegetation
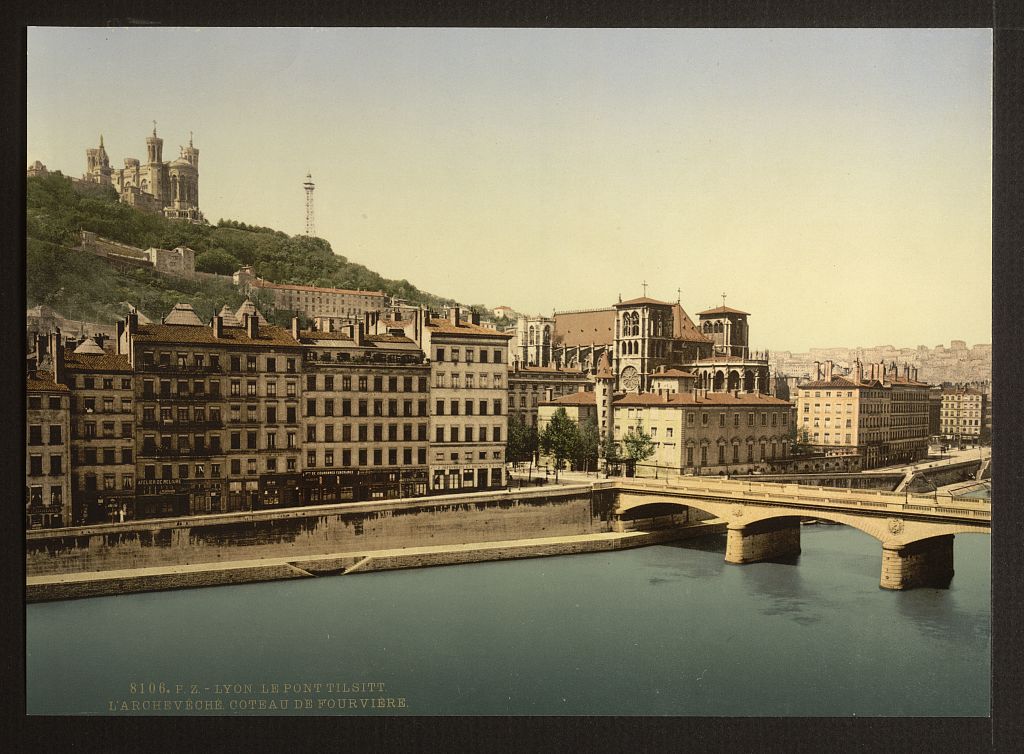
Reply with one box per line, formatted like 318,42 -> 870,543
26,173 -> 468,325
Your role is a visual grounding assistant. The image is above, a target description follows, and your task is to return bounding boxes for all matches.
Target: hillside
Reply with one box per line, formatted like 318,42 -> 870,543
25,173 -> 470,326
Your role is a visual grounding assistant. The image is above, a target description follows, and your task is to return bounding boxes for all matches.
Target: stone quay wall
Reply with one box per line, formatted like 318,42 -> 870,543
26,485 -> 618,577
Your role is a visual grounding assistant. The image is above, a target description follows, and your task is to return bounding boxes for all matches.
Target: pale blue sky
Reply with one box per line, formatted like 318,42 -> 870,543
27,28 -> 992,351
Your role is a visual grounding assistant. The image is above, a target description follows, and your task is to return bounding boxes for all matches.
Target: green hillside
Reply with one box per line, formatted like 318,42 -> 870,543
25,173 -> 465,326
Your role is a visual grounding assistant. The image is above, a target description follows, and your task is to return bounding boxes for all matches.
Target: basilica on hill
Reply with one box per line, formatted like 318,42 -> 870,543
83,123 -> 205,224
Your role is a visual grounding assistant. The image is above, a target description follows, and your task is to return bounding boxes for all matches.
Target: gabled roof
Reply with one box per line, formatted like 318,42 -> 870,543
163,303 -> 204,326
540,391 -> 596,407
425,317 -> 512,339
27,370 -> 69,392
696,305 -> 750,316
235,299 -> 269,325
218,305 -> 241,327
72,337 -> 106,355
616,296 -> 673,307
132,323 -> 301,348
653,369 -> 696,378
797,376 -> 881,389
64,351 -> 132,373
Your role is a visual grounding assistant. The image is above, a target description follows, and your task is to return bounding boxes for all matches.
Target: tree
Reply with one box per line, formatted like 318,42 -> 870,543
539,408 -> 580,482
574,415 -> 600,473
621,421 -> 657,471
601,430 -> 621,472
195,247 -> 242,275
789,424 -> 813,456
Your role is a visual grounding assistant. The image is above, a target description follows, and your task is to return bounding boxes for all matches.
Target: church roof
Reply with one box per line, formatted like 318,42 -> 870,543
696,305 -> 750,316
616,296 -> 673,307
653,369 -> 696,378
163,303 -> 204,326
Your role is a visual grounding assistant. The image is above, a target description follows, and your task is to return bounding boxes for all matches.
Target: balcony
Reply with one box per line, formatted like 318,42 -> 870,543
138,362 -> 222,375
141,392 -> 223,403
138,447 -> 221,460
141,419 -> 225,430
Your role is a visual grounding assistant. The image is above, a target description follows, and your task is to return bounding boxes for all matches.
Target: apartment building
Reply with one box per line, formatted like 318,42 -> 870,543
298,322 -> 430,503
121,303 -> 304,518
507,364 -> 591,428
26,367 -> 72,529
940,388 -> 987,442
423,307 -> 511,492
62,337 -> 135,524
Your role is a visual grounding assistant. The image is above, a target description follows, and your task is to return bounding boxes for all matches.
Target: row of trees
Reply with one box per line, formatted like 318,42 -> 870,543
506,410 -> 657,480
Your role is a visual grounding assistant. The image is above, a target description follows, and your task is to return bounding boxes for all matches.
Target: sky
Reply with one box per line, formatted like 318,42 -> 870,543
26,27 -> 992,352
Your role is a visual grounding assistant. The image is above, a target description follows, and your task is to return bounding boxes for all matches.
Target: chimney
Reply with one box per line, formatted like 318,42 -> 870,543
94,334 -> 106,349
116,320 -> 125,353
814,360 -> 821,380
449,306 -> 460,326
853,360 -> 863,383
35,334 -> 46,363
291,315 -> 300,341
245,313 -> 258,340
824,360 -> 833,382
471,310 -> 480,325
212,315 -> 224,339
355,321 -> 365,347
50,332 -> 65,386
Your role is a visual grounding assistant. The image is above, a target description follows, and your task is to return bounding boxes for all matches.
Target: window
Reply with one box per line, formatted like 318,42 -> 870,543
493,399 -> 502,415
436,427 -> 445,442
436,347 -> 445,362
49,455 -> 62,475
325,399 -> 335,417
267,406 -> 277,424
358,376 -> 368,391
307,451 -> 317,468
358,449 -> 367,466
325,450 -> 334,467
121,448 -> 133,464
29,425 -> 43,445
307,375 -> 317,391
701,413 -> 708,426
247,356 -> 257,372
307,399 -> 317,417
373,449 -> 383,465
267,382 -> 276,397
493,350 -> 502,363
29,396 -> 41,410
247,459 -> 257,474
231,460 -> 241,475
719,414 -> 726,427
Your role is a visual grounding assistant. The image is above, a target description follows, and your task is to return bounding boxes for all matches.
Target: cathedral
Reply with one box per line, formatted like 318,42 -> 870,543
516,291 -> 774,397
84,124 -> 205,224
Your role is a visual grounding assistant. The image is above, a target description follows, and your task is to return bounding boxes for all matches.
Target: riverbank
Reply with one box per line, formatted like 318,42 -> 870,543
26,520 -> 726,602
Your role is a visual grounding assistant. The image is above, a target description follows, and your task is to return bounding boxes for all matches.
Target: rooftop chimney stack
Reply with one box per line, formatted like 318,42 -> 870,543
243,313 -> 258,340
291,315 -> 300,341
212,315 -> 224,339
355,321 -> 365,347
449,306 -> 460,326
824,360 -> 834,382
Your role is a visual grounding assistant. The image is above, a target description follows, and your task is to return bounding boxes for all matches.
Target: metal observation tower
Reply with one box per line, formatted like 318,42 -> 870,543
303,172 -> 315,236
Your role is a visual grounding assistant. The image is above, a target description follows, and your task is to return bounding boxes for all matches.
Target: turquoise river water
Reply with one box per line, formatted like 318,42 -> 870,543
26,526 -> 990,716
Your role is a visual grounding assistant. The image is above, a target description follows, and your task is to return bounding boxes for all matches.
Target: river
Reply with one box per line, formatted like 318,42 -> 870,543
26,525 -> 990,716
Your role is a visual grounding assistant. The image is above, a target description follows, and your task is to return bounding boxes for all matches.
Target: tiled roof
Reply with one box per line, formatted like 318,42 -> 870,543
616,296 -> 673,307
691,356 -> 768,365
366,334 -> 416,345
672,304 -> 713,343
513,365 -> 588,375
27,370 -> 69,392
426,318 -> 512,339
540,391 -> 596,406
614,391 -> 791,407
653,369 -> 696,378
234,300 -> 269,325
63,351 -> 132,372
132,323 -> 302,348
252,279 -> 386,297
163,303 -> 204,326
797,376 -> 881,389
696,305 -> 750,316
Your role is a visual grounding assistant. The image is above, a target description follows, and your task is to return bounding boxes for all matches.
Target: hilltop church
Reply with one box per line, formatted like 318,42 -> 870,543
83,124 -> 205,224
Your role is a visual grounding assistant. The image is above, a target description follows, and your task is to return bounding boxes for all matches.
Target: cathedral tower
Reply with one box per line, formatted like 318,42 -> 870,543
613,294 -> 675,393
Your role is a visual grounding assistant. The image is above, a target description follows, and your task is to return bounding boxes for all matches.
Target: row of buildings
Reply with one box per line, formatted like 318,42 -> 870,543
26,301 -> 513,530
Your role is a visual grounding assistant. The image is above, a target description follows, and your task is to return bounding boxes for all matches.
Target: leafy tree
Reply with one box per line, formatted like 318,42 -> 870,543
506,416 -> 533,465
195,247 -> 242,275
539,408 -> 579,481
621,421 -> 656,465
574,415 -> 600,473
601,430 -> 621,467
789,424 -> 813,456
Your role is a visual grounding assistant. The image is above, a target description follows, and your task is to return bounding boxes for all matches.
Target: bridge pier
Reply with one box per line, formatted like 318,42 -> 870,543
725,518 -> 801,564
880,535 -> 955,590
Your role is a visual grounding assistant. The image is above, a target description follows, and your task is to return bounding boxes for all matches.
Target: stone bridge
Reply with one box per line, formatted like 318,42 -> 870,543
606,476 -> 990,590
